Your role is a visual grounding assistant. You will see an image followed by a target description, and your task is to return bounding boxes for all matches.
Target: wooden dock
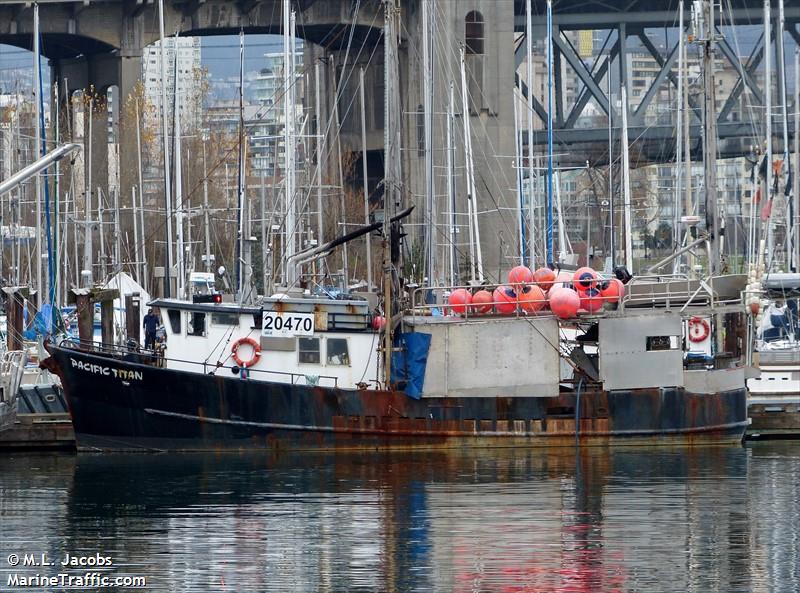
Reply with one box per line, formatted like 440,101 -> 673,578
0,413 -> 75,450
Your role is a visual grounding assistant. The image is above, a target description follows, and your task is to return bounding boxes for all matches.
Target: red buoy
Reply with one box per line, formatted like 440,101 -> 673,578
533,267 -> 557,291
518,285 -> 546,313
599,278 -> 624,304
493,286 -> 517,314
472,289 -> 494,314
552,270 -> 574,290
508,265 -> 534,287
371,316 -> 386,330
579,287 -> 605,313
448,288 -> 473,314
573,267 -> 598,291
549,287 -> 581,319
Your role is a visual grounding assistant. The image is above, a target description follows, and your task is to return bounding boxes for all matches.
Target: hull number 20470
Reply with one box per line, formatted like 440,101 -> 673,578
261,311 -> 314,338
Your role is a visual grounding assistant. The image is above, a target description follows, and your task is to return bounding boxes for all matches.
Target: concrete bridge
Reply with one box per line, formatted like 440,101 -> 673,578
1,0 -> 798,280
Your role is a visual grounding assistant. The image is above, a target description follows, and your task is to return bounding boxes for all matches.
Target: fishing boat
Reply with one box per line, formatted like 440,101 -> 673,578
40,0 -> 752,451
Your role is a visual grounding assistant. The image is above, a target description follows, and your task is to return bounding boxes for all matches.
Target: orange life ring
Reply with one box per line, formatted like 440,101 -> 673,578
231,337 -> 262,368
687,316 -> 710,343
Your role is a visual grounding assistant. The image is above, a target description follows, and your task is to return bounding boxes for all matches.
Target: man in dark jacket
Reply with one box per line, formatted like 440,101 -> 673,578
143,308 -> 159,349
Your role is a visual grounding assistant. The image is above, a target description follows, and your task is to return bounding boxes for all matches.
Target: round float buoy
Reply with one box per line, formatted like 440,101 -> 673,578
448,288 -> 473,314
518,284 -> 546,313
552,270 -> 574,291
231,336 -> 262,368
549,287 -> 581,319
472,289 -> 494,314
579,287 -> 604,313
371,315 -> 386,330
573,267 -> 598,291
493,286 -> 517,314
533,267 -> 557,291
687,316 -> 710,343
599,278 -> 624,304
508,265 -> 534,287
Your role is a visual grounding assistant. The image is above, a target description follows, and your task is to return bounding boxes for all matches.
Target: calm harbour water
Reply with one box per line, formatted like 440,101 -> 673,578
1,444 -> 799,593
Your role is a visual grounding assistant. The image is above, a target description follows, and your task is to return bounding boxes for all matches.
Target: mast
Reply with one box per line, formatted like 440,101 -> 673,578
202,132 -> 211,273
84,95 -> 94,287
460,47 -> 483,283
514,90 -> 525,265
359,67 -> 373,290
683,25 -> 694,275
607,53 -> 615,270
422,0 -> 435,286
135,97 -> 146,287
157,0 -> 173,298
793,48 -> 799,272
702,0 -> 723,274
173,37 -> 186,299
621,86 -> 633,272
283,2 -> 297,287
314,61 -> 324,251
545,0 -> 554,266
33,3 -> 42,300
764,0 -> 774,268
525,0 -> 535,268
446,81 -> 456,285
777,0 -> 792,270
673,0 -> 685,274
383,0 -> 401,385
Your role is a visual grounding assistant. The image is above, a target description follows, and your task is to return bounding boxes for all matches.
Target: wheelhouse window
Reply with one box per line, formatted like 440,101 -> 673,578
211,312 -> 239,327
167,309 -> 182,334
327,338 -> 350,366
299,337 -> 321,364
188,312 -> 206,337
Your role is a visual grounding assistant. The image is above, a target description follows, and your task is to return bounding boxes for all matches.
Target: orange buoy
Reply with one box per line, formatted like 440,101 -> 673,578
472,289 -> 494,314
599,278 -> 624,304
573,267 -> 598,291
749,301 -> 760,315
508,265 -> 534,287
448,288 -> 473,314
493,286 -> 517,314
552,270 -> 574,290
533,267 -> 557,291
549,287 -> 580,319
579,287 -> 605,313
518,284 -> 546,313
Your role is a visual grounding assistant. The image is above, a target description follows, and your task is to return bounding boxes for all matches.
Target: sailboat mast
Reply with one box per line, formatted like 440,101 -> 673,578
135,98 -> 146,288
157,0 -> 173,298
283,2 -> 297,287
84,95 -> 94,288
777,0 -> 791,270
764,0 -> 773,267
608,54 -> 615,270
422,0 -> 435,286
525,0 -> 535,268
235,29 -> 247,299
702,0 -> 722,275
33,4 -> 42,300
794,48 -> 799,272
446,81 -> 456,286
545,0 -> 554,266
674,0 -> 684,272
460,48 -> 483,283
359,67 -> 373,290
173,37 -> 186,299
621,86 -> 633,272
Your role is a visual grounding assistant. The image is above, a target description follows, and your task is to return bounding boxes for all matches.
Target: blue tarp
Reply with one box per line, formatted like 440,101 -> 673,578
390,332 -> 431,399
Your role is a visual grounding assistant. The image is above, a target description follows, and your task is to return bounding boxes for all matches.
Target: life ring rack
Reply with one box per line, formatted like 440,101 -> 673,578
687,316 -> 710,343
231,336 -> 262,368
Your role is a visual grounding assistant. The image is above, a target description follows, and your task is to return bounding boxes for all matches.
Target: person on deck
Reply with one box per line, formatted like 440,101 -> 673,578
143,308 -> 159,350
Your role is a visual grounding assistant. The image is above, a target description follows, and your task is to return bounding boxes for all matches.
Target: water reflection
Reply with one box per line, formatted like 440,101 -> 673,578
0,445 -> 798,592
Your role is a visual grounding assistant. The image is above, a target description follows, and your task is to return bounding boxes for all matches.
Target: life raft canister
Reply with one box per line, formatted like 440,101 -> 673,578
687,316 -> 710,343
231,336 -> 262,368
